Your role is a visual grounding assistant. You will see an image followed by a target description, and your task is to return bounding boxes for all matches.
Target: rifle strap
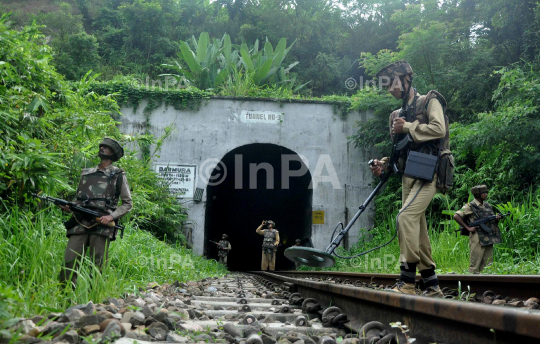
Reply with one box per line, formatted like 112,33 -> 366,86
73,213 -> 101,230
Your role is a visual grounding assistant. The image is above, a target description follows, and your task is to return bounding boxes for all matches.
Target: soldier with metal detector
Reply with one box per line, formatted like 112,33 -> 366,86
453,185 -> 505,274
370,61 -> 453,297
284,61 -> 453,298
256,220 -> 280,271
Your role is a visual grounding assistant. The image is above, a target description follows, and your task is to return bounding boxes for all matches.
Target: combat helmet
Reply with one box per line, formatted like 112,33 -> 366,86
99,138 -> 124,162
266,220 -> 275,226
375,60 -> 413,80
222,234 -> 228,239
471,185 -> 489,196
375,60 -> 414,102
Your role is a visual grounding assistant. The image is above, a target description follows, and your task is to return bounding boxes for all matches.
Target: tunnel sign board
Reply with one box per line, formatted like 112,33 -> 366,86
155,164 -> 196,198
240,110 -> 284,124
312,211 -> 325,224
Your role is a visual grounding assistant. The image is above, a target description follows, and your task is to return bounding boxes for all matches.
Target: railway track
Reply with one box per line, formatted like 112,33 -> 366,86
277,271 -> 540,301
250,271 -> 540,344
17,272 -> 538,343
113,273 -> 355,344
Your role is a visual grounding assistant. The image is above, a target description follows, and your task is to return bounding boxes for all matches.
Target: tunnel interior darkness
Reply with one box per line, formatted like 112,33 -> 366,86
204,143 -> 313,271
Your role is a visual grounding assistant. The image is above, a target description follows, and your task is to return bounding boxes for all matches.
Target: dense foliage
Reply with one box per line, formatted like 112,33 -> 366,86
0,207 -> 227,332
1,0 -> 539,279
0,14 -> 227,328
3,0 -> 540,107
0,14 -> 186,240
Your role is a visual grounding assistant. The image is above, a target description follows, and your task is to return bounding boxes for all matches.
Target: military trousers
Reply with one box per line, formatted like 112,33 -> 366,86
397,175 -> 438,271
59,233 -> 110,288
261,250 -> 276,271
219,255 -> 228,265
469,232 -> 493,273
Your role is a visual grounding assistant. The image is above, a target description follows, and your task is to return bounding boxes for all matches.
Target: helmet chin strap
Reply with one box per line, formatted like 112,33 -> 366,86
400,75 -> 414,109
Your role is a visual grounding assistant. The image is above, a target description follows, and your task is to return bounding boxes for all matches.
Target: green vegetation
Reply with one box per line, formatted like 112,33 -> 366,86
341,63 -> 540,275
0,206 -> 227,322
0,13 -> 226,328
302,189 -> 540,275
0,0 -> 539,302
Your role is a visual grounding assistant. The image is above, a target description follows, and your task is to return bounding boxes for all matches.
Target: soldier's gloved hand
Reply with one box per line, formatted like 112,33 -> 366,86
496,214 -> 501,220
100,215 -> 114,225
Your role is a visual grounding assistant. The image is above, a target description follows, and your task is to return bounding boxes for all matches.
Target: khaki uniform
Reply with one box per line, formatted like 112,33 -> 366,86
218,240 -> 232,265
60,164 -> 132,287
456,199 -> 499,273
381,93 -> 446,270
256,226 -> 280,271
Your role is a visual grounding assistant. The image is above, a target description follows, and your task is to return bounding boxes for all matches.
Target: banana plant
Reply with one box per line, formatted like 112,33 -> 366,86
161,33 -> 231,90
239,37 -> 308,91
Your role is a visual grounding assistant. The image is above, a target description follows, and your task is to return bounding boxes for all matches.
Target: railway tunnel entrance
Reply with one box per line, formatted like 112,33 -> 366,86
204,143 -> 313,271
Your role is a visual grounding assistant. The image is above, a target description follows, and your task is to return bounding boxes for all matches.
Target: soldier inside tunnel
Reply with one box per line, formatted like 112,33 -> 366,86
204,143 -> 313,271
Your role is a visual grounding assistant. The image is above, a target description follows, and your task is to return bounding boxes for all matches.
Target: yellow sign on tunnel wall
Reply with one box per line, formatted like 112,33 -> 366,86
312,211 -> 325,224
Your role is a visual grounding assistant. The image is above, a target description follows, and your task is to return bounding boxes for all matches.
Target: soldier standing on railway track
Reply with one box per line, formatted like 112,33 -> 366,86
216,234 -> 232,266
453,185 -> 502,273
370,61 -> 452,297
256,220 -> 280,271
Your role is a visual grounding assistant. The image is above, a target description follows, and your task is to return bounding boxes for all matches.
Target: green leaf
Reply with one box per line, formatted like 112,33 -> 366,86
179,41 -> 202,75
240,48 -> 254,71
196,32 -> 209,63
215,69 -> 229,86
254,59 -> 273,85
264,41 -> 274,59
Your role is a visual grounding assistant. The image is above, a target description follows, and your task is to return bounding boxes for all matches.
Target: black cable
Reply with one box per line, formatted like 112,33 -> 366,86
332,182 -> 425,259
330,222 -> 344,243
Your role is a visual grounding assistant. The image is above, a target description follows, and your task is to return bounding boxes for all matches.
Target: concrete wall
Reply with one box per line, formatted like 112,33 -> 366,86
118,97 -> 376,255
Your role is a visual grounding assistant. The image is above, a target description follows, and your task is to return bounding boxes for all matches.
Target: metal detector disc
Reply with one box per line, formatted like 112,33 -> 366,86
284,247 -> 336,268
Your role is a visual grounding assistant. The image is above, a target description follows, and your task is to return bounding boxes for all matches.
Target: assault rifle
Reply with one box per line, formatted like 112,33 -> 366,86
209,240 -> 228,248
387,108 -> 414,176
31,193 -> 125,238
460,212 -> 510,233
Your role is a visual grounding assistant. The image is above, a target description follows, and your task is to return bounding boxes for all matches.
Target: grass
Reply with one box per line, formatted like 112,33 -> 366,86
302,192 -> 540,275
0,203 -> 228,324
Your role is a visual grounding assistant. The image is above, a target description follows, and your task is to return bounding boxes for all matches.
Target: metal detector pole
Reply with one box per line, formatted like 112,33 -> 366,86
324,172 -> 391,255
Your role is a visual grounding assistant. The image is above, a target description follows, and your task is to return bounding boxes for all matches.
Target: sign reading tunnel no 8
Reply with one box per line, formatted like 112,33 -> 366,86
240,110 -> 284,124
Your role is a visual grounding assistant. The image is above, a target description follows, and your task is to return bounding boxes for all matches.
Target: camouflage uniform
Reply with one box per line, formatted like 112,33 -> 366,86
60,139 -> 132,287
455,186 -> 501,273
256,221 -> 280,271
217,239 -> 232,265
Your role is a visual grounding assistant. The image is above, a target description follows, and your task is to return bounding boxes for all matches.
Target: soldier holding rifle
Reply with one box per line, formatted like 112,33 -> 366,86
210,234 -> 232,265
453,185 -> 503,273
57,138 -> 132,288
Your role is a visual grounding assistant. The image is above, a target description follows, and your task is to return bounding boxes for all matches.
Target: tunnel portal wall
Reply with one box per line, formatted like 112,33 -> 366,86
118,97 -> 377,267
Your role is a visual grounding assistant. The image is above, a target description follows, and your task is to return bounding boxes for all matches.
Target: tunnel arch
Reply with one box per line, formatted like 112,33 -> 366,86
204,143 -> 313,271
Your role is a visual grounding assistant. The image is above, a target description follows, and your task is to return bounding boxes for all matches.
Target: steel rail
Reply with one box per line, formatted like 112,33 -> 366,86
250,271 -> 540,344
275,271 -> 540,300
